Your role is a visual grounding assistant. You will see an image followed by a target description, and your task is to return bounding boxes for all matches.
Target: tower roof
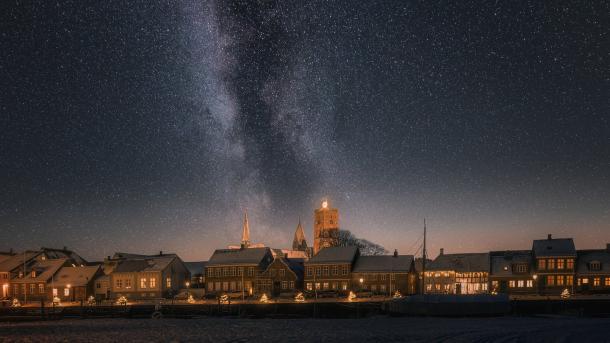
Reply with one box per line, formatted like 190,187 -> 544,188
241,210 -> 250,247
293,219 -> 307,250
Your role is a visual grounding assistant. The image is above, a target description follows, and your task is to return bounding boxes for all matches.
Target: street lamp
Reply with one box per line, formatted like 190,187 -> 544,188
359,278 -> 364,293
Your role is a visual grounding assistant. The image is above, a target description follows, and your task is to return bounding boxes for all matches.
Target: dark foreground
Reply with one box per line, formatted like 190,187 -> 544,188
1,316 -> 610,342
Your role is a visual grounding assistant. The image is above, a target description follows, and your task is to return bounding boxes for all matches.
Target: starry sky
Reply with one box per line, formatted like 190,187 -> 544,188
1,1 -> 609,261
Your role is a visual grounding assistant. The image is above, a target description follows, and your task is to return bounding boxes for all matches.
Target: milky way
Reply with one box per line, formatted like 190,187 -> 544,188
1,1 -> 608,260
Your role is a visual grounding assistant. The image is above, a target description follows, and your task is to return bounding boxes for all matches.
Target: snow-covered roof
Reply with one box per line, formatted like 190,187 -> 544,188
428,253 -> 489,272
308,246 -> 359,264
532,237 -> 576,257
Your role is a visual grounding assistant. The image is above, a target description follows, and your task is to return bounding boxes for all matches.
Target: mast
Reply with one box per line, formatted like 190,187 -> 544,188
422,218 -> 427,295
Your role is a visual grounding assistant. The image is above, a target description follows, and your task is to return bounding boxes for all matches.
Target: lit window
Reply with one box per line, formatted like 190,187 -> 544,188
341,282 -> 348,290
116,279 -> 122,289
594,277 -> 600,286
566,275 -> 573,286
546,275 -> 555,286
566,259 -> 574,269
538,260 -> 546,270
526,280 -> 533,287
509,280 -> 516,288
605,278 -> 610,286
52,288 -> 58,296
64,288 -> 70,296
557,276 -> 564,286
323,282 -> 329,290
306,283 -> 312,291
30,284 -> 35,294
39,284 -> 44,293
582,278 -> 589,284
150,278 -> 156,288
140,278 -> 147,288
547,259 -> 555,270
315,282 -> 320,290
282,281 -> 287,289
166,277 -> 171,288
557,259 -> 565,269
125,279 -> 131,289
517,280 -> 524,288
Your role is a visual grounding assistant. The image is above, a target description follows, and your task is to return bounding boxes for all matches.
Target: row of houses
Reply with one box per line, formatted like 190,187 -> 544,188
424,235 -> 610,296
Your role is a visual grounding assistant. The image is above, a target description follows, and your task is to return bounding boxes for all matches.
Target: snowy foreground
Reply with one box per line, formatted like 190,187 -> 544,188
1,316 -> 610,342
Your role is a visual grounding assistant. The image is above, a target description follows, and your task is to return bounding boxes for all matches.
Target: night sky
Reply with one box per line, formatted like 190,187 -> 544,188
1,1 -> 608,261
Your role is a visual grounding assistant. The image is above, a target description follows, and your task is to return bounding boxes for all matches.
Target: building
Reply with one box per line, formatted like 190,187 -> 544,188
351,250 -> 418,295
532,235 -> 576,295
424,250 -> 489,294
257,256 -> 303,296
205,247 -> 274,296
184,261 -> 207,289
109,252 -> 190,300
50,265 -> 102,303
9,258 -> 68,302
489,250 -> 536,295
313,200 -> 339,255
304,246 -> 359,293
576,244 -> 610,294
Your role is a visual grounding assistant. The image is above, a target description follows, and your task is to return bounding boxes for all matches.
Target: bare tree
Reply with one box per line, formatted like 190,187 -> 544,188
337,230 -> 388,256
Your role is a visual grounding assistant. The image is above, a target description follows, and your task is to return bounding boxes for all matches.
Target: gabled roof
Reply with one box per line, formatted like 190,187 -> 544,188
490,250 -> 532,276
308,246 -> 359,264
184,261 -> 207,276
428,253 -> 489,272
113,256 -> 176,273
207,247 -> 273,266
576,249 -> 610,275
53,265 -> 101,287
352,255 -> 414,273
0,252 -> 40,272
11,258 -> 67,284
532,238 -> 576,257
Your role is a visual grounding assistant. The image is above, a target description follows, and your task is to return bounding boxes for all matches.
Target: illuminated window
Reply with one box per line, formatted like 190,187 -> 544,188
582,278 -> 589,284
30,284 -> 35,294
52,288 -> 57,296
556,276 -> 564,286
39,284 -> 44,293
315,282 -> 320,290
140,278 -> 147,289
594,277 -> 600,286
526,280 -> 533,287
538,260 -> 546,270
150,278 -> 156,288
547,259 -> 555,270
517,280 -> 524,288
546,276 -> 555,286
341,282 -> 348,290
557,259 -> 565,269
116,279 -> 122,289
289,281 -> 294,289
509,280 -> 515,288
323,282 -> 329,290
166,277 -> 171,288
64,288 -> 70,296
426,284 -> 432,291
566,259 -> 574,269
125,279 -> 131,289
604,278 -> 610,286
566,275 -> 573,286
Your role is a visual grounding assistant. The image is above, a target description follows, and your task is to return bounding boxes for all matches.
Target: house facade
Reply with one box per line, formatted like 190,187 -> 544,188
304,246 -> 359,294
257,256 -> 303,296
489,250 -> 536,295
532,235 -> 576,295
351,251 -> 417,295
50,265 -> 102,303
205,247 -> 274,297
424,250 -> 489,295
576,245 -> 610,294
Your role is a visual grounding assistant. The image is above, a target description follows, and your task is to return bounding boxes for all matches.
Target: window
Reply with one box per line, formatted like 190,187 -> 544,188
323,266 -> 329,276
556,275 -> 564,286
315,282 -> 320,290
594,277 -> 600,286
38,284 -> 44,293
582,278 -> 589,284
516,264 -> 527,273
566,259 -> 574,269
391,274 -> 396,281
289,281 -> 294,289
30,284 -> 35,294
381,274 -> 386,281
316,266 -> 321,276
150,278 -> 156,288
238,267 -> 243,276
341,282 -> 348,290
547,259 -> 555,270
332,265 -> 338,275
589,262 -> 601,271
566,275 -> 573,286
116,279 -> 123,289
557,259 -> 565,269
166,277 -> 171,288
279,269 -> 285,277
125,279 -> 131,289
64,288 -> 70,296
248,268 -> 254,277
52,288 -> 57,296
526,280 -> 533,288
231,267 -> 236,276
306,283 -> 313,291
538,259 -> 546,270
306,267 -> 313,277
323,282 -> 329,290
604,277 -> 610,286
342,265 -> 349,276
509,280 -> 515,288
546,275 -> 555,286
380,284 -> 386,292
517,280 -> 524,288
96,282 -> 101,289
223,268 -> 229,276
282,281 -> 288,289
140,278 -> 147,289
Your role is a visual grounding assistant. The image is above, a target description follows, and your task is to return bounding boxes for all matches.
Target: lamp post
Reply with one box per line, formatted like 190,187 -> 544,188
67,284 -> 71,303
532,274 -> 538,297
359,277 -> 364,293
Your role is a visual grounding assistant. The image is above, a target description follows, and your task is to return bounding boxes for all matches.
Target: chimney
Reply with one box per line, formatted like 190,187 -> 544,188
547,234 -> 552,240
159,251 -> 163,256
440,248 -> 444,256
393,249 -> 398,257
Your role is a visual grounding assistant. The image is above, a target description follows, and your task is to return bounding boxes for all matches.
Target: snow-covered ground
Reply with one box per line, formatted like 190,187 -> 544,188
1,316 -> 609,342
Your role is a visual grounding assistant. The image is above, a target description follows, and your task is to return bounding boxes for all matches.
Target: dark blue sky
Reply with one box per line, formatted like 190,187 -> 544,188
1,1 -> 608,260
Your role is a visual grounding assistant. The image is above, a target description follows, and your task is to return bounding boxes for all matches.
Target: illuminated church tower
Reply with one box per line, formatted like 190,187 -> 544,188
313,199 -> 339,255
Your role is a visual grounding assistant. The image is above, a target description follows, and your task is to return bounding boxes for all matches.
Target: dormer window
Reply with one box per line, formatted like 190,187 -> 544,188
589,261 -> 601,271
31,270 -> 36,278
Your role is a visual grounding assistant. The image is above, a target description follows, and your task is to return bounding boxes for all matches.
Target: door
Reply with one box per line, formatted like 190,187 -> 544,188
273,281 -> 281,297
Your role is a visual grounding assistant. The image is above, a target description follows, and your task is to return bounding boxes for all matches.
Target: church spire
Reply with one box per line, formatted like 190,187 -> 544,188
292,218 -> 307,251
241,210 -> 250,248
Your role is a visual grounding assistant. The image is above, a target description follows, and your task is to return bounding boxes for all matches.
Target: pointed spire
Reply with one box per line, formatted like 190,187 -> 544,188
241,210 -> 250,248
292,218 -> 307,251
